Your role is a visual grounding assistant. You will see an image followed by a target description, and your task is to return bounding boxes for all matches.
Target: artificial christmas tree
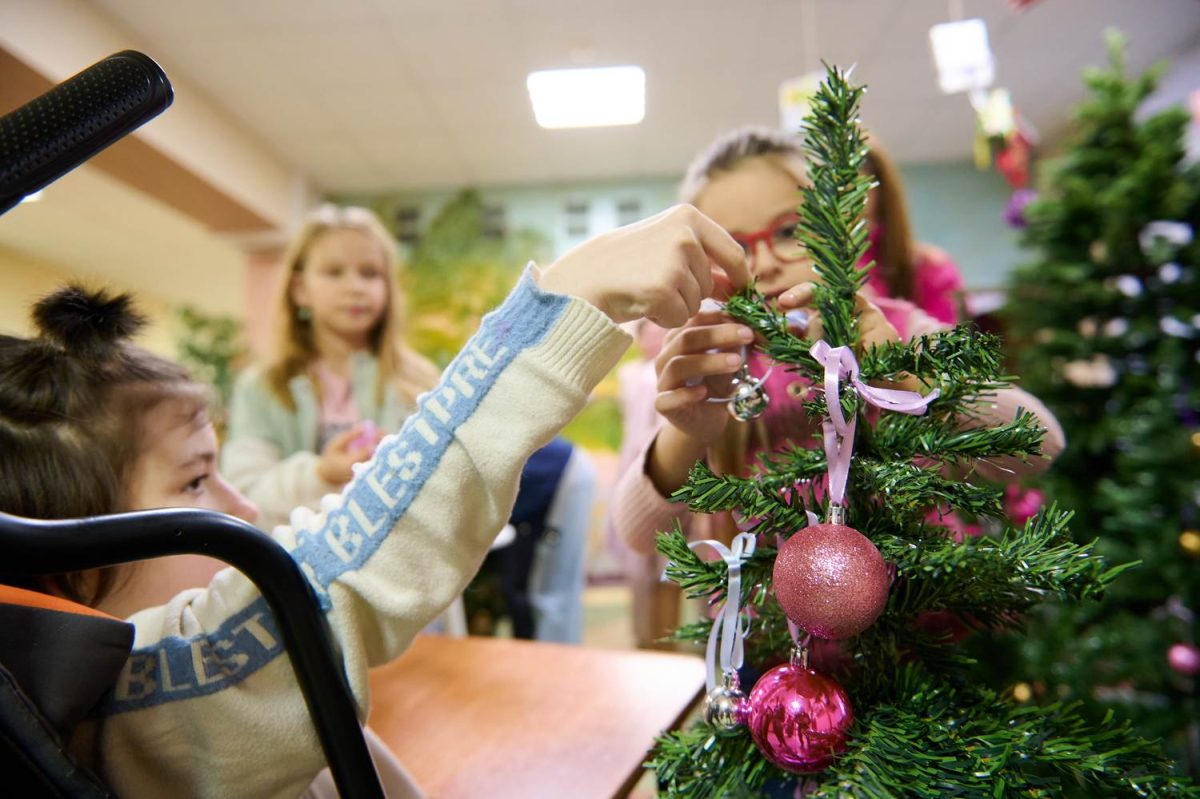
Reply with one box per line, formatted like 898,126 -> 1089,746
1000,32 -> 1199,777
647,63 -> 1196,797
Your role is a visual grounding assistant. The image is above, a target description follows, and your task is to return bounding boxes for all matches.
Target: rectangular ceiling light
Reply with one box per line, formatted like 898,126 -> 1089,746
527,66 -> 645,129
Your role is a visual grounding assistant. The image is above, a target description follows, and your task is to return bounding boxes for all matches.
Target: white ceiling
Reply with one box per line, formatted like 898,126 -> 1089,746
1,0 -> 1197,321
87,0 -> 1200,194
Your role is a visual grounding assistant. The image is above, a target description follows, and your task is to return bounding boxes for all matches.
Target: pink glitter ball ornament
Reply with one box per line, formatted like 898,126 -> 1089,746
745,661 -> 854,774
773,523 -> 889,639
1168,643 -> 1200,676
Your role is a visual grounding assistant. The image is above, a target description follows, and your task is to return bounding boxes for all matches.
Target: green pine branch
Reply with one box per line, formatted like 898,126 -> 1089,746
859,327 -> 1005,383
673,455 -> 1001,524
880,506 -> 1135,626
670,462 -> 811,533
796,64 -> 874,348
650,724 -> 790,799
652,665 -> 1196,799
720,65 -> 876,352
815,665 -> 1198,799
720,296 -> 1014,418
851,459 -> 1006,519
866,410 -> 1046,465
657,527 -> 778,602
658,502 -> 1127,634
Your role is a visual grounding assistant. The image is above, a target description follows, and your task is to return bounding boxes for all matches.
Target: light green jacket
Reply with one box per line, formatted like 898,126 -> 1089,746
222,352 -> 415,531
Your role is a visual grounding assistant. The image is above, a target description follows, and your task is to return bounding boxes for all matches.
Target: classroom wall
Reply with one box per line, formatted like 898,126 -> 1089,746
0,247 -> 179,356
900,163 -> 1025,290
339,178 -> 680,261
348,161 -> 1026,291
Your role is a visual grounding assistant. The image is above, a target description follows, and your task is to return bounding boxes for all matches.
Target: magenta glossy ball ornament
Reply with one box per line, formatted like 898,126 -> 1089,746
773,522 -> 889,639
1168,643 -> 1200,676
745,661 -> 854,774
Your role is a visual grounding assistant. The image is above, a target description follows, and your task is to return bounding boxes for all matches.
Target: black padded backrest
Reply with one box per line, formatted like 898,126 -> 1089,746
0,586 -> 133,798
0,587 -> 134,738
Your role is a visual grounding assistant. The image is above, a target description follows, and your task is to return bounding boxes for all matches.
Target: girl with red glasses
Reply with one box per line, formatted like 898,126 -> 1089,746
609,128 -> 1063,640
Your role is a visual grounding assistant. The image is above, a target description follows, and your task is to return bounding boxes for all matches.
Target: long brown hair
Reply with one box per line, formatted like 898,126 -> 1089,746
0,286 -> 209,605
265,204 -> 439,411
862,138 -> 916,300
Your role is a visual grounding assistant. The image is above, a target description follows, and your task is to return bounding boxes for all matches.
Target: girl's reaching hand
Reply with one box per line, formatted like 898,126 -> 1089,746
778,282 -> 901,352
316,423 -> 379,487
653,309 -> 755,445
538,205 -> 750,328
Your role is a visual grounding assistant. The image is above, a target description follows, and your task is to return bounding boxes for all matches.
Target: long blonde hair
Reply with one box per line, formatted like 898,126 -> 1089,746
265,204 -> 439,411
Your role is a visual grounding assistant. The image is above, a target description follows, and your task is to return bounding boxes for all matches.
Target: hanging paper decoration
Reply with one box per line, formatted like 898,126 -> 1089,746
929,18 -> 995,95
779,71 -> 826,136
970,86 -> 1038,188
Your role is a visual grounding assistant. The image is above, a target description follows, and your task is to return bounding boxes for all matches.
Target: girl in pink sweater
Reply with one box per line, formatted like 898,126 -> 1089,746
610,128 -> 1063,570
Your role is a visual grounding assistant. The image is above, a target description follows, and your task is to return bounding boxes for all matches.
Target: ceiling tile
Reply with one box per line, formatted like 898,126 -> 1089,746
81,0 -> 1200,192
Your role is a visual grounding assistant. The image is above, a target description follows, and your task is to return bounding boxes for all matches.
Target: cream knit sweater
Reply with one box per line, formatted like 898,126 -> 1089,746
74,271 -> 630,798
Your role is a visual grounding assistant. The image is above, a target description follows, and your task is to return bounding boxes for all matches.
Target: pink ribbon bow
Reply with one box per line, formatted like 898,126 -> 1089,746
809,341 -> 940,506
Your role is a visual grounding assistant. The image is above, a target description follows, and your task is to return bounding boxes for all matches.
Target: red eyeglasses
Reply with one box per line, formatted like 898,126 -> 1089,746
729,213 -> 807,263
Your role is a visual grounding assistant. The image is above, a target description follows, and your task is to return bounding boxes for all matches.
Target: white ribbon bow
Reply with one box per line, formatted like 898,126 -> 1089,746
688,532 -> 757,692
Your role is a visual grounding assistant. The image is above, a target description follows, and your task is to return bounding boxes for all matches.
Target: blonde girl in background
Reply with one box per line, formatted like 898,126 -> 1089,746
224,205 -> 441,531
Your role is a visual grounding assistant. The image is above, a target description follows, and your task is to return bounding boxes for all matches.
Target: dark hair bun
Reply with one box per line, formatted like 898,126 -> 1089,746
32,285 -> 145,356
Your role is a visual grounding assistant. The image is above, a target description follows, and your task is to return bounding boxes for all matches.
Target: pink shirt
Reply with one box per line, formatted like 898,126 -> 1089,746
862,227 -> 965,327
313,362 -> 361,450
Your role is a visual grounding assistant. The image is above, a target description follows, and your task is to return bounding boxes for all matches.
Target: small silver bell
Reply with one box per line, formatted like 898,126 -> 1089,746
728,378 -> 769,421
703,670 -> 746,730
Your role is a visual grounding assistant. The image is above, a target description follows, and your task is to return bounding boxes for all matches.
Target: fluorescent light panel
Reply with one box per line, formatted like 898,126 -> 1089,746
929,18 -> 994,94
527,66 -> 645,129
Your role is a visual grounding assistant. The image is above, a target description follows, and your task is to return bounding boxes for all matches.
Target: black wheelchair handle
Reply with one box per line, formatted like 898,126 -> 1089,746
0,508 -> 384,799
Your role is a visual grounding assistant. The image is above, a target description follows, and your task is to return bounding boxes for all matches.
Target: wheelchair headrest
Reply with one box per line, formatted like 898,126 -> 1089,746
0,584 -> 133,739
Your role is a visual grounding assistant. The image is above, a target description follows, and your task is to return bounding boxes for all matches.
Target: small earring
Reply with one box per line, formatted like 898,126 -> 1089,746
296,306 -> 312,322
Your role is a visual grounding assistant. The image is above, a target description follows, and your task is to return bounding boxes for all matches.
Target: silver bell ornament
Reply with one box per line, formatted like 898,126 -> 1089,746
728,366 -> 769,421
703,670 -> 746,730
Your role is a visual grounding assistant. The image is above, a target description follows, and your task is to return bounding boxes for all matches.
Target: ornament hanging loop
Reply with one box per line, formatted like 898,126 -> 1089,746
725,363 -> 771,421
688,531 -> 757,732
691,302 -> 773,421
